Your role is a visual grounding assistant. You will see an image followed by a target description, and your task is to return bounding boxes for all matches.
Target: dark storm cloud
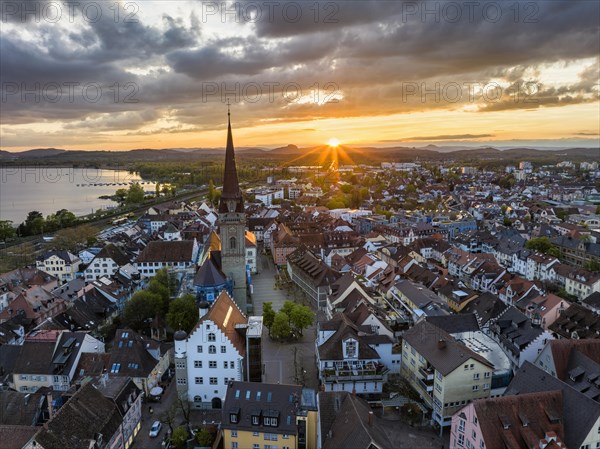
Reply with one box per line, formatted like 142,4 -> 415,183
1,0 -> 599,142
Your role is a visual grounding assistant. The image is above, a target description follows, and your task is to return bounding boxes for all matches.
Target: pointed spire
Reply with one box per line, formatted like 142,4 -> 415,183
219,104 -> 244,213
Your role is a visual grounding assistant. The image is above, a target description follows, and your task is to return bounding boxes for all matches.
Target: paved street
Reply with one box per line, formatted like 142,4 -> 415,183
131,379 -> 177,449
251,252 -> 319,389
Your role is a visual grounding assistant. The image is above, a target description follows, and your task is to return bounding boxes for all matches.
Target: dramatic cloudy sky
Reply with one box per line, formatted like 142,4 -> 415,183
1,0 -> 599,150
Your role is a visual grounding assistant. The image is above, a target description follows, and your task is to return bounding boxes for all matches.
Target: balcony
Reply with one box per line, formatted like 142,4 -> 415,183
419,366 -> 434,381
321,361 -> 389,382
418,377 -> 434,393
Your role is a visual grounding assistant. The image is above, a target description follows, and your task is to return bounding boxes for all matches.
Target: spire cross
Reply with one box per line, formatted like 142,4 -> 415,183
227,99 -> 231,117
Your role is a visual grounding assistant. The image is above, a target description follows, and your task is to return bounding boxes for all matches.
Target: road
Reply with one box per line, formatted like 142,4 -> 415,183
251,252 -> 319,389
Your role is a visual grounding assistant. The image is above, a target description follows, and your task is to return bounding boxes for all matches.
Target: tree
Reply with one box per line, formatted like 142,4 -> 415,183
122,290 -> 162,331
503,216 -> 513,227
525,237 -> 560,258
155,182 -> 161,198
52,224 -> 99,252
0,221 -> 16,242
115,188 -> 128,204
289,303 -> 314,337
167,294 -> 198,333
195,428 -> 214,447
18,211 -> 45,236
126,183 -> 145,204
262,302 -> 275,336
584,259 -> 600,271
596,205 -> 600,215
271,311 -> 291,340
171,426 -> 188,449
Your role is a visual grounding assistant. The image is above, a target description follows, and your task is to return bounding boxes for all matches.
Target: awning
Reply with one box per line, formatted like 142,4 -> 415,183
150,386 -> 163,396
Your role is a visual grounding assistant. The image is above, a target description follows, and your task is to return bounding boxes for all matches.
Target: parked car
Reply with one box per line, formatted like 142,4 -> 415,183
149,420 -> 162,438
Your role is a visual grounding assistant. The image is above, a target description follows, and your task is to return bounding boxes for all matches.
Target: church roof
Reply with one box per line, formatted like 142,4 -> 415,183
218,110 -> 244,213
194,256 -> 227,287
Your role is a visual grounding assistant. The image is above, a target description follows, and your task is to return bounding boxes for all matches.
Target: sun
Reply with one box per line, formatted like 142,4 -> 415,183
327,137 -> 340,147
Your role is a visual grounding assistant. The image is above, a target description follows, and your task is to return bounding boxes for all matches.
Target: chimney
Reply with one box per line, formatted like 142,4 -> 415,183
368,411 -> 374,427
46,392 -> 54,419
437,339 -> 446,349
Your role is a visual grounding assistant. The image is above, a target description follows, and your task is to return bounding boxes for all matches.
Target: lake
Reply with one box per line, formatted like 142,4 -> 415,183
0,167 -> 157,225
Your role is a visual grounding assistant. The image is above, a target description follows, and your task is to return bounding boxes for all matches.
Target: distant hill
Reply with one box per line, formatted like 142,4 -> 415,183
0,145 -> 597,167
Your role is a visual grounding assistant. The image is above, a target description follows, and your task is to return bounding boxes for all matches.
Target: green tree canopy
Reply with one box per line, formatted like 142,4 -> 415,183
167,294 -> 198,333
126,183 -> 145,204
0,220 -> 16,242
195,428 -> 214,447
262,302 -> 275,335
271,311 -> 291,341
289,303 -> 314,336
171,426 -> 188,449
122,290 -> 162,331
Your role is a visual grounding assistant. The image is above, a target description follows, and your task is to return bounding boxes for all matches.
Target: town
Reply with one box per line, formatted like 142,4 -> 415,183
0,112 -> 599,449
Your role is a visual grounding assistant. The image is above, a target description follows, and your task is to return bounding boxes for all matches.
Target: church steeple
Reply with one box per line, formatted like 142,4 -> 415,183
219,105 -> 244,213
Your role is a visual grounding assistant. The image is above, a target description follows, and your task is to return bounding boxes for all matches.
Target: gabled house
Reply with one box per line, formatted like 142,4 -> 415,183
36,250 -> 81,282
489,306 -> 554,368
316,313 -> 394,396
24,382 -> 125,449
107,329 -> 171,396
449,391 -> 567,449
135,239 -> 199,278
174,290 -> 254,409
505,362 -> 600,449
401,320 -> 495,428
221,381 -> 318,449
9,331 -> 104,392
84,244 -> 131,281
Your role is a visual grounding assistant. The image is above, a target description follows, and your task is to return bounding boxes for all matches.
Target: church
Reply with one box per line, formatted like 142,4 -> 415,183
193,109 -> 255,313
174,110 -> 263,410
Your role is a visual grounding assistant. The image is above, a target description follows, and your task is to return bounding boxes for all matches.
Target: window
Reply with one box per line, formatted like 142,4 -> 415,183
209,345 -> 216,354
195,377 -> 203,384
484,372 -> 491,378
470,364 -> 474,370
194,361 -> 202,368
209,361 -> 217,368
345,339 -> 357,358
253,445 -> 260,449
231,431 -> 237,438
458,419 -> 465,432
436,371 -> 442,381
483,383 -> 490,390
253,432 -> 260,437
473,416 -> 478,425
210,377 -> 218,385
177,378 -> 186,385
458,433 -> 465,446
197,345 -> 203,353
230,237 -> 237,250
472,385 -> 479,391
472,430 -> 477,439
221,345 -> 227,353
473,373 -> 480,380
208,333 -> 216,342
231,443 -> 238,449
230,413 -> 238,423
480,440 -> 485,449
464,364 -> 469,371
252,415 -> 260,425
283,434 -> 289,439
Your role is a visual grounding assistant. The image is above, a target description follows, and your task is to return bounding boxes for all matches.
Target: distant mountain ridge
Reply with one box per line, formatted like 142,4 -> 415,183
0,145 -> 597,165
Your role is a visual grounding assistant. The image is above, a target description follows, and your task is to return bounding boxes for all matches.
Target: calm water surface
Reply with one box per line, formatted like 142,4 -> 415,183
0,167 -> 156,225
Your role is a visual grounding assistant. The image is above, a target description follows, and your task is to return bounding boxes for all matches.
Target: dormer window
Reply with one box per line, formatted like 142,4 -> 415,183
229,408 -> 240,424
344,339 -> 357,359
